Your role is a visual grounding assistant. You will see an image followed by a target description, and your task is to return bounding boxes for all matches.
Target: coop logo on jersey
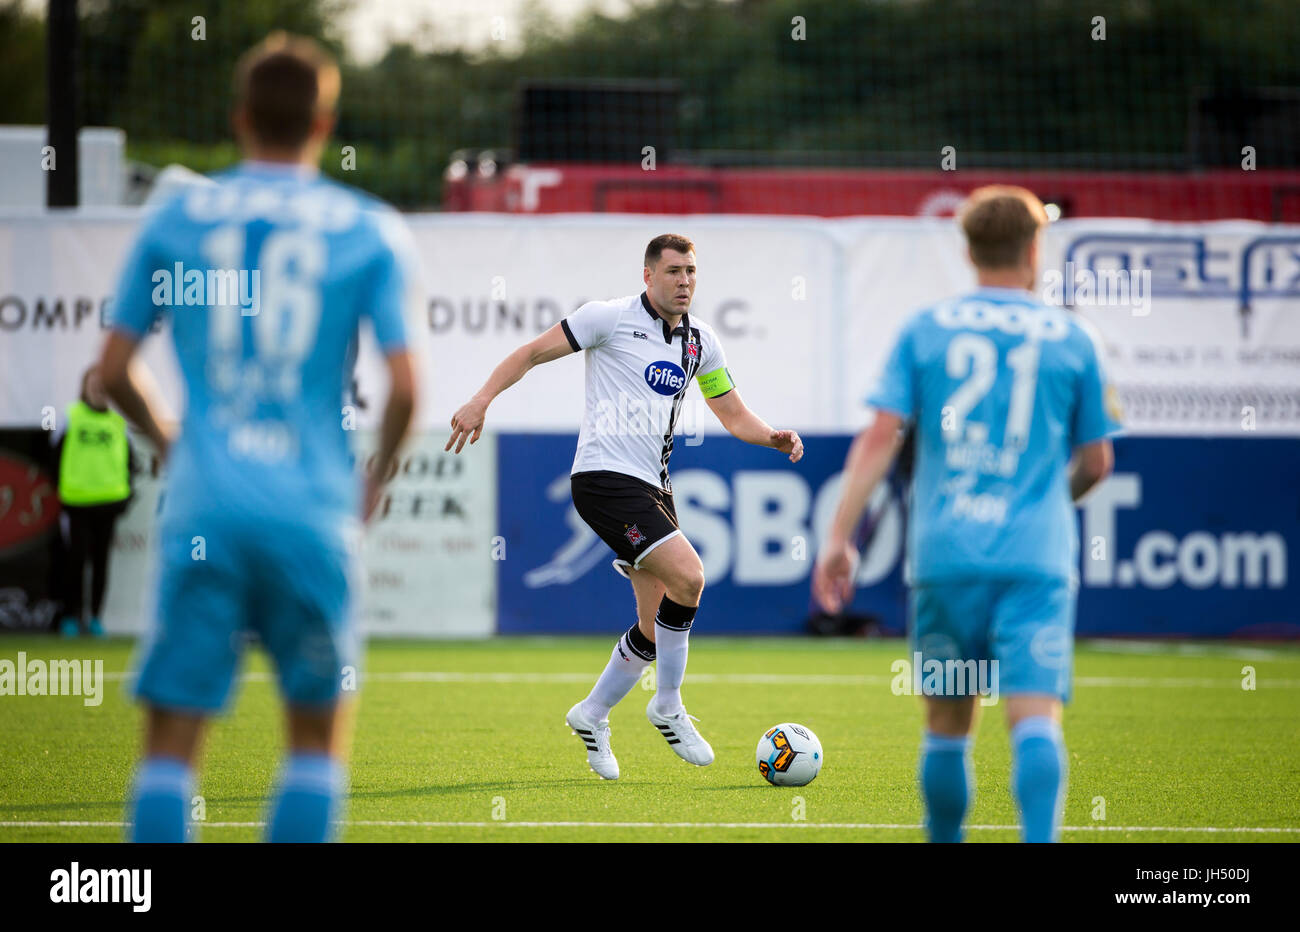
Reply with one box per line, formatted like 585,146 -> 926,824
933,298 -> 1069,342
645,361 -> 687,395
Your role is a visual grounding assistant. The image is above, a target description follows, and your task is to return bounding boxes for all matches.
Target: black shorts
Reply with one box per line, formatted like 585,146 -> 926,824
570,470 -> 681,571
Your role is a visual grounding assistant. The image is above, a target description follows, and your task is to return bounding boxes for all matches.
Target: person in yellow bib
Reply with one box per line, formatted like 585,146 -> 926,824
56,365 -> 137,638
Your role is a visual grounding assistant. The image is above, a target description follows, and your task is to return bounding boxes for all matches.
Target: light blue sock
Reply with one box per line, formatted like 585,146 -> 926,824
1011,716 -> 1066,843
919,732 -> 972,843
267,753 -> 342,843
128,757 -> 192,843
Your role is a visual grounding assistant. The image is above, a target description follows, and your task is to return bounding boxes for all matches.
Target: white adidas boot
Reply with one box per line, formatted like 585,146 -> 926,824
646,700 -> 715,766
565,701 -> 620,779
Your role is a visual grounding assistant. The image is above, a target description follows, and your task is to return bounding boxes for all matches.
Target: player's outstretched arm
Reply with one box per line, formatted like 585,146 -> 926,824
97,331 -> 172,460
813,409 -> 904,613
445,322 -> 575,453
364,349 -> 417,521
705,389 -> 804,463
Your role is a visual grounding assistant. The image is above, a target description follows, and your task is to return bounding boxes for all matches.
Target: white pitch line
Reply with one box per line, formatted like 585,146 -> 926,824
1088,640 -> 1294,662
1,820 -> 1296,834
92,671 -> 1300,688
1075,675 -> 1300,688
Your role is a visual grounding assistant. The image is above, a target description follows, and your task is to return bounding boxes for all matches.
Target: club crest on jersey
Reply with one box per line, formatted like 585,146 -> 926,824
644,361 -> 687,395
686,341 -> 699,359
624,525 -> 647,546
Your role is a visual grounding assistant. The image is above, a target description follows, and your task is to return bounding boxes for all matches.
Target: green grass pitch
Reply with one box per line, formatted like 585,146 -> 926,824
1,636 -> 1297,842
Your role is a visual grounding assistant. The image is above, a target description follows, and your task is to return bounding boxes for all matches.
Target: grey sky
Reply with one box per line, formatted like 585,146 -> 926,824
17,0 -> 635,62
338,0 -> 634,61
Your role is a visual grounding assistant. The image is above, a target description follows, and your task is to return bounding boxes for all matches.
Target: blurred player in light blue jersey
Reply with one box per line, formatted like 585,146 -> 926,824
97,34 -> 420,843
814,186 -> 1120,843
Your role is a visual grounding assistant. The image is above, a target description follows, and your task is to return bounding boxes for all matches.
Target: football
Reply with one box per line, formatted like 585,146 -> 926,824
756,723 -> 823,787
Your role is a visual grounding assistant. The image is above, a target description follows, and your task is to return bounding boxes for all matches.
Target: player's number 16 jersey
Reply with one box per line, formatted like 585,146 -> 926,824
109,162 -> 421,539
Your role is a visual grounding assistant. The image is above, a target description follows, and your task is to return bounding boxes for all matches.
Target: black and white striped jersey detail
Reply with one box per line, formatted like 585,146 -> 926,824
562,292 -> 729,492
658,322 -> 702,492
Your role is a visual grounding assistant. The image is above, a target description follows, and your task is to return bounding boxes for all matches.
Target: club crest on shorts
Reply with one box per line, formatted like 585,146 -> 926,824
624,524 -> 647,546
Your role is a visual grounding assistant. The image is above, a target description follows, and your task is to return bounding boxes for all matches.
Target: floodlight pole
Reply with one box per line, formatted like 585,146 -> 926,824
46,0 -> 79,208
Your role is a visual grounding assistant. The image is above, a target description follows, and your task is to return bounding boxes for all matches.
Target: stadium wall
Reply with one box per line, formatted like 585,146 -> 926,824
497,432 -> 1296,638
1,212 -> 1296,637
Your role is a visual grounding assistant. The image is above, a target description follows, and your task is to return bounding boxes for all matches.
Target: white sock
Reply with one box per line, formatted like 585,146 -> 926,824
582,625 -> 655,721
652,596 -> 698,714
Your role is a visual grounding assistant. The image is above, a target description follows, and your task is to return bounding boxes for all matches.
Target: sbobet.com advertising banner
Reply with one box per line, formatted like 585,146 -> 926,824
496,433 -> 1297,638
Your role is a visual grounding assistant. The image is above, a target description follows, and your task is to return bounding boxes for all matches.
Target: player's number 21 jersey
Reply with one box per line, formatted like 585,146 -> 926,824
867,287 -> 1122,584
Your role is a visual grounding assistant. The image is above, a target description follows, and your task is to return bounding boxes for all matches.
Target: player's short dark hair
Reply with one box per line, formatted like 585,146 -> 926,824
234,32 -> 340,150
959,186 -> 1048,269
645,234 -> 696,268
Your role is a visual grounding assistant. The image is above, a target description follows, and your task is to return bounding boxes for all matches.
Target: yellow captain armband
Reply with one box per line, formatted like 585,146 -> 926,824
697,367 -> 735,399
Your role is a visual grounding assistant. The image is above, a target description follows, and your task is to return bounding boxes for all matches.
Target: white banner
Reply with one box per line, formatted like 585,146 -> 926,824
2,211 -> 1298,435
101,429 -> 495,638
0,211 -> 841,435
356,430 -> 496,638
1037,220 -> 1300,435
833,217 -> 1300,434
405,215 -> 842,434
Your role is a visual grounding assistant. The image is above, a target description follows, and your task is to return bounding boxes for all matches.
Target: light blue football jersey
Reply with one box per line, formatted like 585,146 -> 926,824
110,162 -> 419,540
867,286 -> 1122,584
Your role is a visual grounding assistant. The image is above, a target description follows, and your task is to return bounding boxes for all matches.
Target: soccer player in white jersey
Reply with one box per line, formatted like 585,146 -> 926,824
446,234 -> 803,779
814,187 -> 1120,842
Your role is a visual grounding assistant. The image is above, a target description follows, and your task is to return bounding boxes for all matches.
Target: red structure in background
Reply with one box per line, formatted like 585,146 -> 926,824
445,162 -> 1300,221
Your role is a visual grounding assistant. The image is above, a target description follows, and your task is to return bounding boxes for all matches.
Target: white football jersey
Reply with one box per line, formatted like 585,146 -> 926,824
562,292 -> 734,491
